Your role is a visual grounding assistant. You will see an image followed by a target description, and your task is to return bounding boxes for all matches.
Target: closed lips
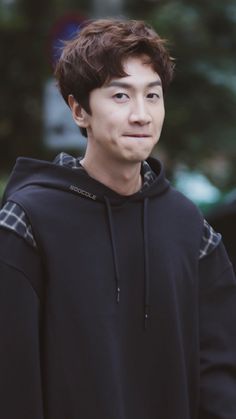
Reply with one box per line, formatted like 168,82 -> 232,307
123,134 -> 150,137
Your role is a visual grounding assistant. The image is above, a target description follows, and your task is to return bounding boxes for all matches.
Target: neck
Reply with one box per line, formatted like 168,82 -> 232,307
80,155 -> 142,196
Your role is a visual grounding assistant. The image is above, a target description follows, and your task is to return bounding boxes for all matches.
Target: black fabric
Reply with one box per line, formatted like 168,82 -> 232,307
0,231 -> 44,419
199,244 -> 236,418
0,155 -> 236,419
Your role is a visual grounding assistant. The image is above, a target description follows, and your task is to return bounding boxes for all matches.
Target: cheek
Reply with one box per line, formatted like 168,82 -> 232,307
161,105 -> 165,121
108,108 -> 127,124
97,111 -> 121,128
155,108 -> 165,128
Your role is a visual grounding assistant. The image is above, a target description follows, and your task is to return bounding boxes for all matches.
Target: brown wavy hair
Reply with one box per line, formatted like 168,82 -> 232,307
55,18 -> 175,129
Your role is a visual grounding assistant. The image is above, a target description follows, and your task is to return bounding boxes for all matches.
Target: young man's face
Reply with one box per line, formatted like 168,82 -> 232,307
74,55 -> 165,164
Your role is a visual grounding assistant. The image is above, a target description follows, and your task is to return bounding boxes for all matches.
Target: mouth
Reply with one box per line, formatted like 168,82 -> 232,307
123,134 -> 150,138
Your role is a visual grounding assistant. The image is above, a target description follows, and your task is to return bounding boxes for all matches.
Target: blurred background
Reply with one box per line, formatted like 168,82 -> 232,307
0,0 -> 236,265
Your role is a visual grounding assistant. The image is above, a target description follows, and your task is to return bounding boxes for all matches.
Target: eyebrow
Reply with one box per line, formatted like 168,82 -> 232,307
105,80 -> 162,89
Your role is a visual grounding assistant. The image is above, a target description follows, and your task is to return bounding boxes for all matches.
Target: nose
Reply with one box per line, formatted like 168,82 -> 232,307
129,99 -> 152,125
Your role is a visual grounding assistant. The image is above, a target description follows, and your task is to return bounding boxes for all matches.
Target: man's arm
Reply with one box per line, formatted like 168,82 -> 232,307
0,228 -> 44,419
199,239 -> 236,418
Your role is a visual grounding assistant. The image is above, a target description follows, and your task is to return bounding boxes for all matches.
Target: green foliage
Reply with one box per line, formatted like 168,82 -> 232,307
0,0 -> 92,172
0,0 -> 53,170
0,174 -> 8,201
148,0 -> 236,189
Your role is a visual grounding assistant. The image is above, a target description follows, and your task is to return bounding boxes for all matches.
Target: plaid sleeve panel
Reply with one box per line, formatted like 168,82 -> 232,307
199,219 -> 221,259
0,201 -> 37,248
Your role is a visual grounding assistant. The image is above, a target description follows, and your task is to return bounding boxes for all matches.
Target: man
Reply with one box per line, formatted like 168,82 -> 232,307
0,18 -> 236,419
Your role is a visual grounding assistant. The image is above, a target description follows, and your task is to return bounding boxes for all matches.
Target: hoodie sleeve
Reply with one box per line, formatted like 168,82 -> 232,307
198,239 -> 236,418
0,227 -> 44,419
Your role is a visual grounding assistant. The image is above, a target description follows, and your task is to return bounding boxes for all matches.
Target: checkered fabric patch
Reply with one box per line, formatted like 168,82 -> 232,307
0,201 -> 37,248
199,219 -> 221,259
53,152 -> 83,169
141,161 -> 157,191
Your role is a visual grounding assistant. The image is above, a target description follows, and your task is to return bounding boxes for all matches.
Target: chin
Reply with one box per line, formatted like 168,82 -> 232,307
118,143 -> 154,163
124,151 -> 151,163
134,147 -> 154,161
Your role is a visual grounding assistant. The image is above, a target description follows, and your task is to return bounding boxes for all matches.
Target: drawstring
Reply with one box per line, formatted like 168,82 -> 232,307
143,197 -> 150,330
104,195 -> 151,330
104,196 -> 121,303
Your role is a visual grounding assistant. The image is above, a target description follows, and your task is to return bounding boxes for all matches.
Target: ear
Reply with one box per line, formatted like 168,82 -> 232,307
68,94 -> 89,129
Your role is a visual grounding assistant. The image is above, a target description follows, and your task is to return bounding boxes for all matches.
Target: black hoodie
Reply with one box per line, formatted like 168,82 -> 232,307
0,155 -> 236,419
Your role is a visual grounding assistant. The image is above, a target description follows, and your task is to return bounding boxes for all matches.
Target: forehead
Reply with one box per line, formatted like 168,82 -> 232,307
106,55 -> 162,88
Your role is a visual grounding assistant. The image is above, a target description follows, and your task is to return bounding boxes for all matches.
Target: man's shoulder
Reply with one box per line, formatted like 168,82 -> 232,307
164,185 -> 203,219
0,201 -> 37,248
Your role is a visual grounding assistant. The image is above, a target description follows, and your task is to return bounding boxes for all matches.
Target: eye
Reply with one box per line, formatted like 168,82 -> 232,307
147,93 -> 160,101
113,93 -> 129,102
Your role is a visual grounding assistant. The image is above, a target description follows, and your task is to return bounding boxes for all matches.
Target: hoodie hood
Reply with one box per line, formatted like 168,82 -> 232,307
3,153 -> 170,205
